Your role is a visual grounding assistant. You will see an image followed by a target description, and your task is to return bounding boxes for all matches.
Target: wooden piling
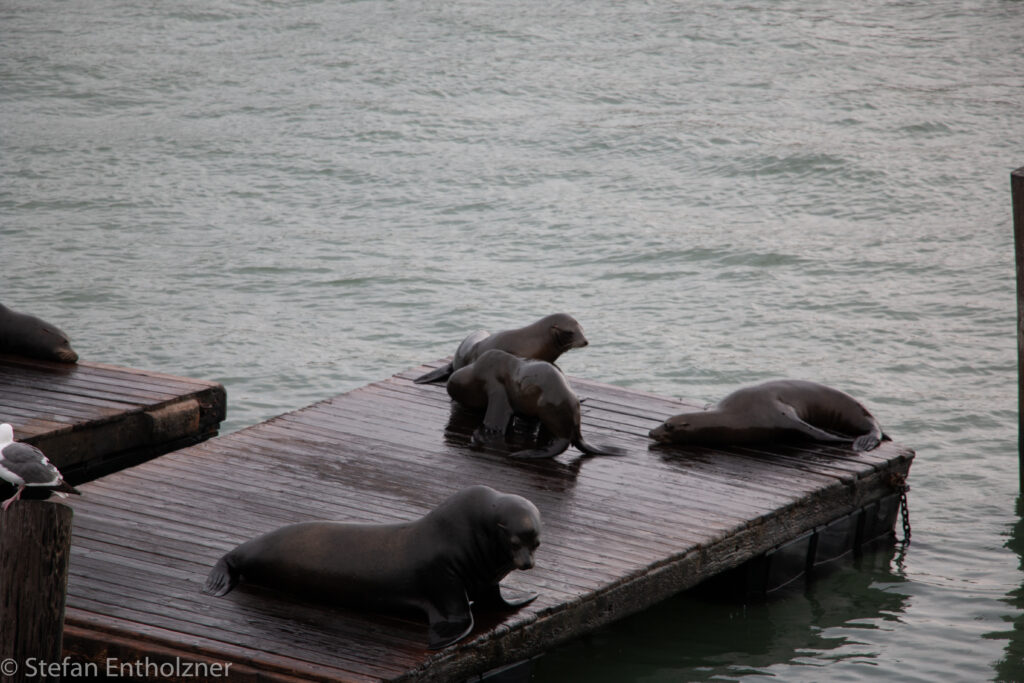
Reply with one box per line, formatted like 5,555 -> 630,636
0,501 -> 74,683
1013,166 -> 1024,491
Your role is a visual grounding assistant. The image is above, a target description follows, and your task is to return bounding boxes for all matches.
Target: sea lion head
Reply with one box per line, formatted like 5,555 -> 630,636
43,326 -> 79,363
494,493 -> 542,570
547,313 -> 588,352
649,411 -> 720,445
0,307 -> 79,363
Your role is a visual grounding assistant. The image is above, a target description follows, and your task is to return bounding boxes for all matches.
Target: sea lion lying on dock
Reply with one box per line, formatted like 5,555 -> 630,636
447,349 -> 626,459
649,379 -> 887,452
0,303 -> 78,363
203,485 -> 541,649
414,312 -> 588,384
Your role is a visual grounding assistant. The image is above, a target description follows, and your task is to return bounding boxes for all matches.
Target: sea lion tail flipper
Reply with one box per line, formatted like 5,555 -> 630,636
413,363 -> 454,384
202,556 -> 239,597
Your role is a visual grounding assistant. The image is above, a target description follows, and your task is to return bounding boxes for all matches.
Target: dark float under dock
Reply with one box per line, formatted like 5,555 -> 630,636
23,358 -> 915,682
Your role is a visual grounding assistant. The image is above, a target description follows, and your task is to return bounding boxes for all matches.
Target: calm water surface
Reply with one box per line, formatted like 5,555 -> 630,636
2,1 -> 1022,680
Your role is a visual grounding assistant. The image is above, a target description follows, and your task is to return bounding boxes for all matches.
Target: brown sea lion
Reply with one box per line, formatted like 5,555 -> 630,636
0,303 -> 78,363
202,485 -> 541,650
414,313 -> 588,384
447,349 -> 626,459
649,379 -> 887,452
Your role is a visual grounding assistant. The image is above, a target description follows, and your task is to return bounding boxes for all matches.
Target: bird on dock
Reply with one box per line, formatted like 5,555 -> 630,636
0,423 -> 80,511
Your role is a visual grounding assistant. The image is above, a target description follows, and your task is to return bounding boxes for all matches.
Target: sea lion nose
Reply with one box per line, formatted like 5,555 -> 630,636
515,549 -> 535,570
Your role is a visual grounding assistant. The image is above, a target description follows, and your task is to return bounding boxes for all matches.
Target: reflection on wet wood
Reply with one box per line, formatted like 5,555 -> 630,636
60,359 -> 913,682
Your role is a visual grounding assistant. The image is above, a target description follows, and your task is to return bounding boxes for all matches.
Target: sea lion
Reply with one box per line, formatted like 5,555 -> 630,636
0,303 -> 78,363
648,379 -> 887,452
202,485 -> 541,649
414,313 -> 588,384
447,349 -> 626,459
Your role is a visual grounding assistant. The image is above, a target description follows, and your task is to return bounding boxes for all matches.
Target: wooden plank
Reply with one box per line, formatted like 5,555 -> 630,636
0,355 -> 226,483
1014,165 -> 1024,491
60,362 -> 914,682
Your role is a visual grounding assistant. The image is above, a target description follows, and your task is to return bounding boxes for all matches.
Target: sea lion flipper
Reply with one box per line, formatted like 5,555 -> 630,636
472,583 -> 539,608
574,436 -> 628,457
202,556 -> 238,597
497,585 -> 538,607
480,387 -> 514,436
509,437 -> 570,459
425,592 -> 474,650
777,402 -> 849,443
414,363 -> 454,384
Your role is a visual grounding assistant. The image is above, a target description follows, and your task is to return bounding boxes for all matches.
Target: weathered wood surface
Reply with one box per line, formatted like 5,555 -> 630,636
1013,165 -> 1024,491
0,500 -> 74,683
0,355 -> 226,483
61,361 -> 914,682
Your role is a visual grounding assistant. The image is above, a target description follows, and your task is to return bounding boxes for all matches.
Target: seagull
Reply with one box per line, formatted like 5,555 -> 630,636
0,423 -> 80,511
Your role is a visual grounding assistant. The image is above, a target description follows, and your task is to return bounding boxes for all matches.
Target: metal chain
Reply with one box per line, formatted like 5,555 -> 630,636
888,472 -> 912,545
899,487 -> 912,544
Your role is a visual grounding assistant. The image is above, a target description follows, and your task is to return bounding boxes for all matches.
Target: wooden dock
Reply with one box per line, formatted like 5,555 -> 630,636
0,354 -> 226,483
58,360 -> 913,682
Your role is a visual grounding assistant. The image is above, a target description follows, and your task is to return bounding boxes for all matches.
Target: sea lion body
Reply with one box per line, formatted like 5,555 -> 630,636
0,304 -> 78,363
203,485 -> 541,649
414,313 -> 588,384
649,379 -> 886,452
447,349 -> 625,459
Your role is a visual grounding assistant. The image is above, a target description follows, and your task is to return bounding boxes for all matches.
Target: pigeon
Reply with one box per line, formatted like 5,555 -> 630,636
0,423 -> 80,511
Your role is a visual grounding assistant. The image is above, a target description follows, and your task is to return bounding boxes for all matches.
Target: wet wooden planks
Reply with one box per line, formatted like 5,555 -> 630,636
61,360 -> 914,682
0,354 -> 226,483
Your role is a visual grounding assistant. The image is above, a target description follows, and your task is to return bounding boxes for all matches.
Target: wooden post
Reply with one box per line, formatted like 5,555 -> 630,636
1014,166 -> 1024,492
0,500 -> 74,683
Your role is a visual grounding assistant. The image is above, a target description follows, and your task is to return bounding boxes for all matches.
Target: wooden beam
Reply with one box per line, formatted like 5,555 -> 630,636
0,500 -> 74,683
1013,166 -> 1024,491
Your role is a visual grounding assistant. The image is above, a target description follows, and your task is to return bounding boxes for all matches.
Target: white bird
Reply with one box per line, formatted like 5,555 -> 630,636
0,423 -> 80,511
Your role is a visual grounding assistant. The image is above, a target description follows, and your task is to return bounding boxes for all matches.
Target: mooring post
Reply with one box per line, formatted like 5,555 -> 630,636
0,500 -> 74,683
1014,166 -> 1024,492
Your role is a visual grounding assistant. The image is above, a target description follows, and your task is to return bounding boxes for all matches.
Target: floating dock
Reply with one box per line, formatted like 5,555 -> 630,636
46,359 -> 915,682
0,354 -> 226,483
